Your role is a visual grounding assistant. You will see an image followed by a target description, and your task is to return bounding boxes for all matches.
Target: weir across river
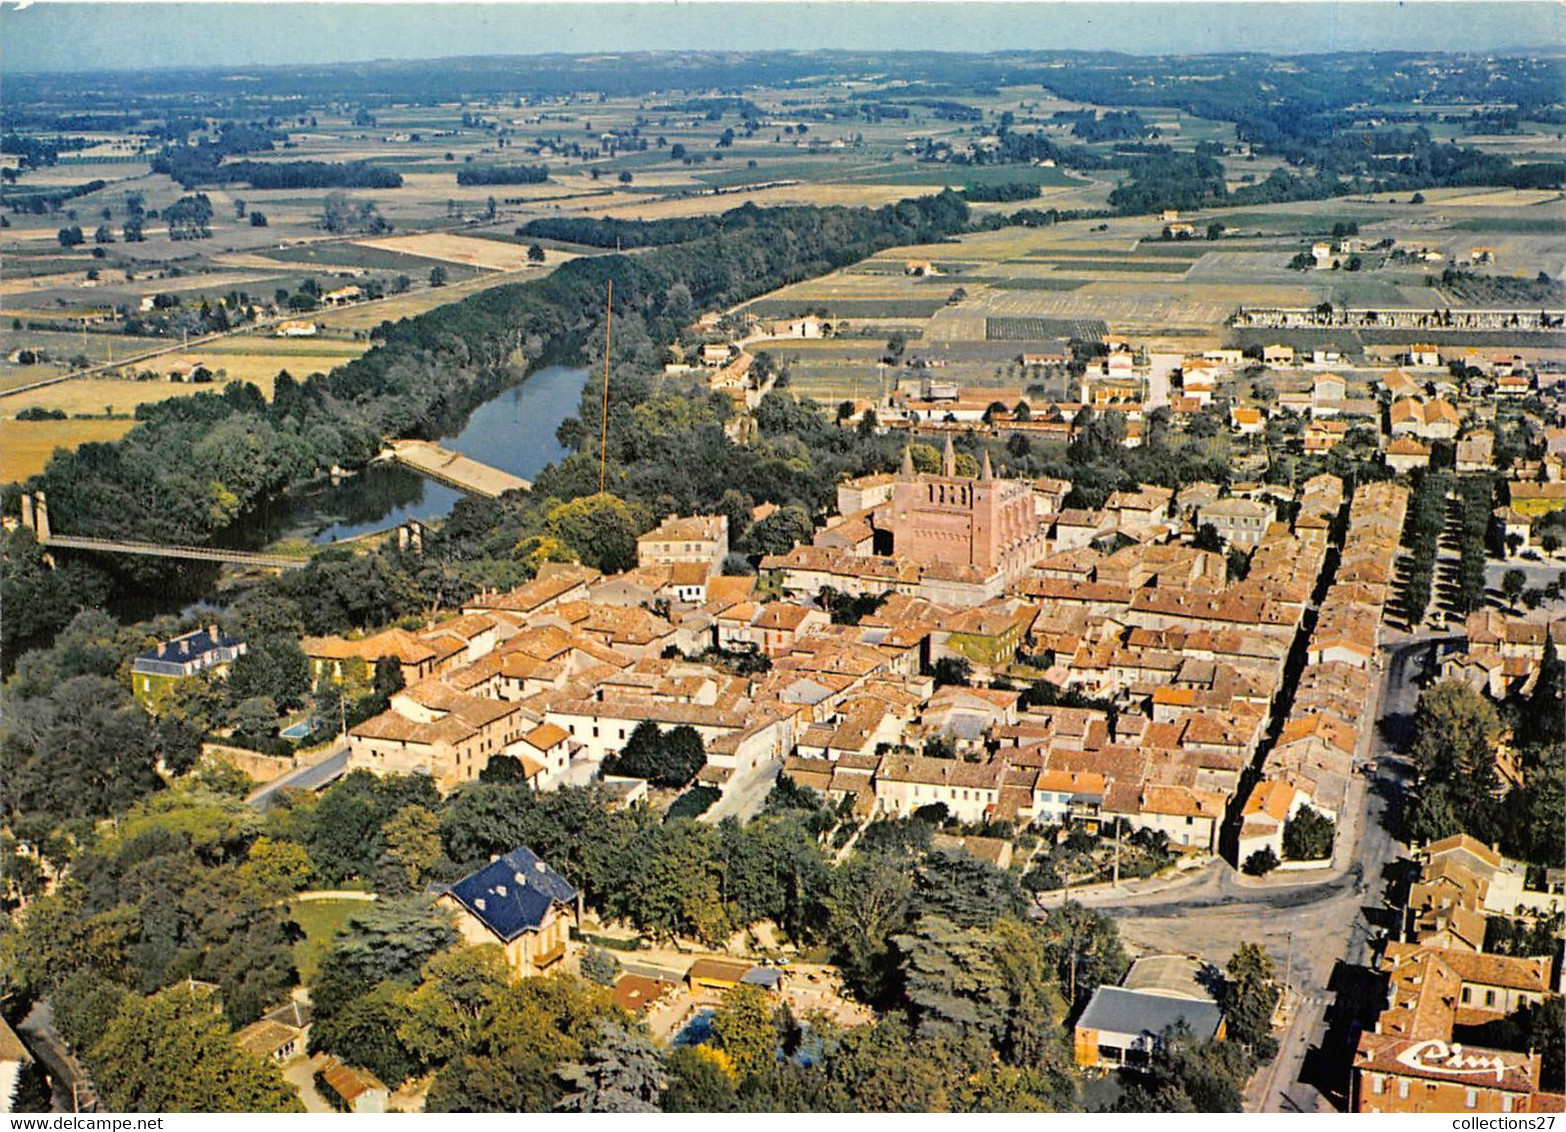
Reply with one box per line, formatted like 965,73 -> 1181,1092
383,439 -> 532,497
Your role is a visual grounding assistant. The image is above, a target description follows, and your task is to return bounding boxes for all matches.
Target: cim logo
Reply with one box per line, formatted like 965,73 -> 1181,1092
1395,1040 -> 1509,1083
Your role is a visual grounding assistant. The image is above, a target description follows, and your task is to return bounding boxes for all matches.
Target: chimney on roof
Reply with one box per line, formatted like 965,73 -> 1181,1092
209,624 -> 220,642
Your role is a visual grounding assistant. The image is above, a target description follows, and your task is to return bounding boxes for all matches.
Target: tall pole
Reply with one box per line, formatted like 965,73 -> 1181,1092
599,280 -> 612,494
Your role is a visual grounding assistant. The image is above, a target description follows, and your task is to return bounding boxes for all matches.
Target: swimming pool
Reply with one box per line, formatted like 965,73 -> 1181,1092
279,718 -> 316,740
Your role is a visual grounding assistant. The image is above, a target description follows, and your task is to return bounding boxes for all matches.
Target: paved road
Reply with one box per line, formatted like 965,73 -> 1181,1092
701,759 -> 782,824
246,748 -> 349,810
1077,637 -> 1438,1113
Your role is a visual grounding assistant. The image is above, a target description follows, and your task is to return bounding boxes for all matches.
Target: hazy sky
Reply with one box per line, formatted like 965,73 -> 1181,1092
4,2 -> 1563,73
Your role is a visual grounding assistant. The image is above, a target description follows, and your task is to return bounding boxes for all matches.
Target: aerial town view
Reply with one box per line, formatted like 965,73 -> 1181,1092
0,0 -> 1563,1119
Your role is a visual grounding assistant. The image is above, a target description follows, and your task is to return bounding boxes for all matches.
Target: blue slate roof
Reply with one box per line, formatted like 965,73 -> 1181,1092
132,627 -> 244,676
445,846 -> 576,942
1076,986 -> 1223,1042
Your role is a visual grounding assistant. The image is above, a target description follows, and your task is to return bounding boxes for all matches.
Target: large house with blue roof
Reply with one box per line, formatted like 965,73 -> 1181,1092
436,846 -> 578,979
131,626 -> 246,711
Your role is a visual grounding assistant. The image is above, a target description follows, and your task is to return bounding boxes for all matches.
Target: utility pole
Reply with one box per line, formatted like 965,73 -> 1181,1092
1284,928 -> 1294,1013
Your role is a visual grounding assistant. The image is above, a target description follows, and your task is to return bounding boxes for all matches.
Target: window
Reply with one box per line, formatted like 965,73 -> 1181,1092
1503,1097 -> 1514,1113
1369,1075 -> 1384,1096
1485,989 -> 1496,1007
1398,1079 -> 1409,1100
1466,1089 -> 1477,1109
1461,987 -> 1471,1004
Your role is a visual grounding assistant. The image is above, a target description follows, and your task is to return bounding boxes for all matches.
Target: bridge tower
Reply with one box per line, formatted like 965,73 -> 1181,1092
19,492 -> 50,541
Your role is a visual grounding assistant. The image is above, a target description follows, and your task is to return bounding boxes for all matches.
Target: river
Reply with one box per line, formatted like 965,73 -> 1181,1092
244,364 -> 589,545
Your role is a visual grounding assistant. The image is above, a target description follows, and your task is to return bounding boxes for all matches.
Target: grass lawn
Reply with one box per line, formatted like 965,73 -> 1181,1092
290,897 -> 370,984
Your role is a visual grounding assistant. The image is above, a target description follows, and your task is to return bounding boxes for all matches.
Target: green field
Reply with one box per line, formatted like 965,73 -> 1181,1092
974,277 -> 1090,291
841,164 -> 1088,189
290,897 -> 372,983
1449,217 -> 1564,233
1022,259 -> 1188,273
986,316 -> 1107,341
258,242 -> 487,278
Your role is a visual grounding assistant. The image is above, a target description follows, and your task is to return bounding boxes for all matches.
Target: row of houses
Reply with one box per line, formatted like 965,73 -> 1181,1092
1238,481 -> 1408,864
1353,835 -> 1564,1114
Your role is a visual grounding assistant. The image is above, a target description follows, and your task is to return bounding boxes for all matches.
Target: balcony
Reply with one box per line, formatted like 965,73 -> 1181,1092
533,940 -> 568,969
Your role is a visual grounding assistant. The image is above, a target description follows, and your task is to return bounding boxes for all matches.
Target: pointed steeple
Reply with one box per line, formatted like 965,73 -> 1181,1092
942,433 -> 956,478
900,442 -> 915,479
980,450 -> 994,481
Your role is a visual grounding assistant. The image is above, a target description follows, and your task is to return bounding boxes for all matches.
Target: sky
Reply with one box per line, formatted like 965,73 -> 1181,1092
3,1 -> 1563,73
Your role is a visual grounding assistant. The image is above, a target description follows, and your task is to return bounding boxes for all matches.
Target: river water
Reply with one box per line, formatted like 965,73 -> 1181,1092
246,364 -> 589,544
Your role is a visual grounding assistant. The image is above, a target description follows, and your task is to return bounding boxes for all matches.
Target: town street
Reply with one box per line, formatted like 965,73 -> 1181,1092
1058,635 -> 1451,1112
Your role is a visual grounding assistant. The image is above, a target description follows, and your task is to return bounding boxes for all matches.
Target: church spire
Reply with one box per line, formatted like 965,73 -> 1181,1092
900,442 -> 915,478
980,450 -> 994,481
942,433 -> 956,478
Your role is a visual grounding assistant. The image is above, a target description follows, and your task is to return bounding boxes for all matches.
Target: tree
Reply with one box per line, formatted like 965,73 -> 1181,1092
894,914 -> 1068,1071
429,265 -> 449,287
931,657 -> 972,688
1281,806 -> 1334,861
743,505 -> 814,556
57,225 -> 84,248
250,211 -> 268,227
711,984 -> 778,1082
9,1059 -> 52,1113
528,243 -> 547,263
662,1045 -> 738,1111
825,851 -> 913,1005
398,945 -> 509,1067
914,848 -> 1029,930
321,191 -> 388,235
1243,846 -> 1279,876
1193,523 -> 1224,553
425,974 -> 621,1112
1221,942 -> 1281,1048
556,1021 -> 666,1112
91,984 -> 303,1112
544,493 -> 639,573
380,804 -> 443,892
1502,567 -> 1527,610
52,969 -> 131,1054
227,634 -> 311,710
580,946 -> 620,986
1037,901 -> 1128,1009
1408,679 -> 1504,842
242,835 -> 315,895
